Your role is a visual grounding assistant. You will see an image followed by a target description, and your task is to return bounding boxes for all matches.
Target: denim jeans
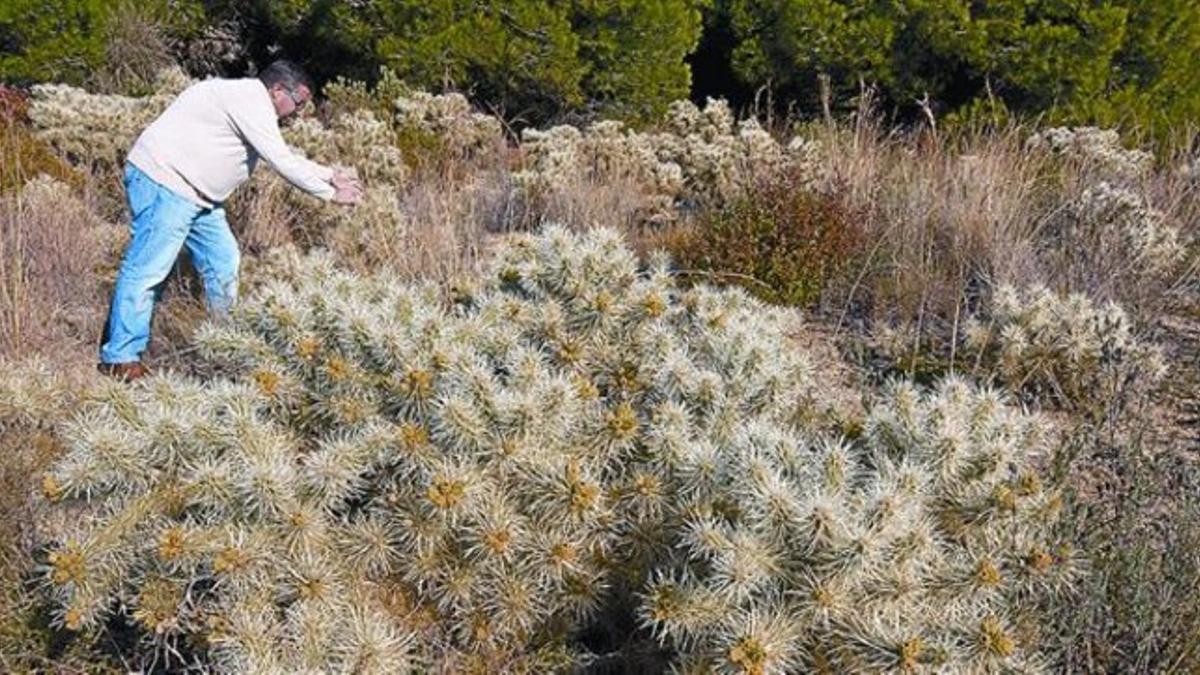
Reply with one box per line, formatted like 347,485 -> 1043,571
99,163 -> 240,364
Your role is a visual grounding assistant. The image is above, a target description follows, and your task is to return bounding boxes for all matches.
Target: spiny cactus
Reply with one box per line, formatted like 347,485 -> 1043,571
1026,127 -> 1153,184
1070,182 -> 1186,281
287,110 -> 409,187
963,284 -> 1166,411
41,228 -> 1067,672
640,377 -> 1076,673
28,68 -> 192,170
514,99 -> 829,220
42,227 -> 821,670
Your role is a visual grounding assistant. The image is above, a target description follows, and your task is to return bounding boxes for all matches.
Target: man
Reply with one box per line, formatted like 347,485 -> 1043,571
98,60 -> 363,381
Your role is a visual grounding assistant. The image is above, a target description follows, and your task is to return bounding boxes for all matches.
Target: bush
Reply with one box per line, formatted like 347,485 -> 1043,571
0,115 -> 80,196
0,360 -> 116,672
27,67 -> 192,173
959,284 -> 1167,417
215,0 -> 707,124
709,0 -> 1200,142
667,171 -> 862,307
0,0 -> 205,92
1043,412 -> 1200,672
0,176 -> 123,359
644,377 -> 1076,672
36,228 -> 1069,672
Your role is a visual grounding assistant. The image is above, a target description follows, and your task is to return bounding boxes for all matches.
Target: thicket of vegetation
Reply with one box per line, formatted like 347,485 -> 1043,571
5,0 -> 1200,135
1,4 -> 1199,674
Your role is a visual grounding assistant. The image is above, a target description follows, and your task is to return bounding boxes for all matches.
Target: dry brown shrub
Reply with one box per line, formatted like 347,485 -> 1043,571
0,178 -> 124,362
90,1 -> 180,96
0,116 -> 82,196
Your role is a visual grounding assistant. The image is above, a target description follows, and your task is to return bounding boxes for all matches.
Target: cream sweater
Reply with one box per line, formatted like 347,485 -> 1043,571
127,78 -> 335,208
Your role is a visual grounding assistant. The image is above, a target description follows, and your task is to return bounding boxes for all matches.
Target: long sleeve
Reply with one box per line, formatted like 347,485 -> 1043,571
127,78 -> 338,207
229,97 -> 336,201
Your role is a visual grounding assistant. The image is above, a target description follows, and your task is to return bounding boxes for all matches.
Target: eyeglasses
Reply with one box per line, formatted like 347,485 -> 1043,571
280,86 -> 308,111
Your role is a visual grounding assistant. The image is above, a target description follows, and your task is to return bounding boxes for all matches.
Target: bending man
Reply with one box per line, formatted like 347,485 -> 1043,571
98,60 -> 362,381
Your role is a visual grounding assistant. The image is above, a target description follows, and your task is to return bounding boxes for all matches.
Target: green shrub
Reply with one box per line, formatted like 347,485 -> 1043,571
214,0 -> 706,124
0,0 -> 205,92
709,0 -> 1200,143
668,172 -> 863,307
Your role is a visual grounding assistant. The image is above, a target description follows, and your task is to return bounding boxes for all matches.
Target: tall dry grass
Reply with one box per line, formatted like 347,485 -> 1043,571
0,174 -> 119,362
0,69 -> 1198,672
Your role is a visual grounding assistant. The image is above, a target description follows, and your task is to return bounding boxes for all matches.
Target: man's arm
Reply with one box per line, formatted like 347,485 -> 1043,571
229,103 -> 341,201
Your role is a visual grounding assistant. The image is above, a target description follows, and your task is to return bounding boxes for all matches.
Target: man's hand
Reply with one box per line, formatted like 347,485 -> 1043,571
330,167 -> 364,205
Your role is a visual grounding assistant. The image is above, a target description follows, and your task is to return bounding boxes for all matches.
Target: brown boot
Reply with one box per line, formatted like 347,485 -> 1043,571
97,361 -> 151,382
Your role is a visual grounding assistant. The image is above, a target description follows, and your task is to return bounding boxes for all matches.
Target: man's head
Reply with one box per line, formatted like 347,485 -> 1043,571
259,60 -> 312,120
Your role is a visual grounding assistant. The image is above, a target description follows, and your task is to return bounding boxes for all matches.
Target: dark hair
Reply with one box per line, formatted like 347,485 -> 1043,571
258,59 -> 313,94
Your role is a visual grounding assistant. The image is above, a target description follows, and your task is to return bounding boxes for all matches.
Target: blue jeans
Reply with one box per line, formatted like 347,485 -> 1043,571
99,163 -> 240,364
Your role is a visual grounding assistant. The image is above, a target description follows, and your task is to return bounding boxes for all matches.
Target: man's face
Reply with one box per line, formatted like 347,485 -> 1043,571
269,83 -> 311,121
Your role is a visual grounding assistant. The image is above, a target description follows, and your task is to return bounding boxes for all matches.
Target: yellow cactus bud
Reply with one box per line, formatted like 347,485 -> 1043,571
550,541 -> 578,566
398,421 -> 429,450
1026,547 -> 1054,574
213,547 -> 250,575
642,292 -> 667,318
63,607 -> 84,631
899,638 -> 924,671
573,376 -> 600,401
975,558 -> 1003,588
41,473 -> 64,502
402,368 -> 435,400
484,528 -> 512,555
295,335 -> 321,360
49,546 -> 86,586
324,356 -> 352,382
979,616 -> 1016,657
606,402 -> 638,441
157,527 -> 187,561
428,476 -> 466,509
993,484 -> 1018,513
252,369 -> 281,396
728,636 -> 767,674
570,478 -> 601,515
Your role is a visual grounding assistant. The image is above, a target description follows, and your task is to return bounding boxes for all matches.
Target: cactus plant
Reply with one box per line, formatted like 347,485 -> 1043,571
40,228 -> 1068,672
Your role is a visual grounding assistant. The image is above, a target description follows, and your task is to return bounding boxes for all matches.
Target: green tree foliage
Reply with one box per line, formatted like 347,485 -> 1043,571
0,0 -> 111,85
715,0 -> 1200,137
220,0 -> 707,123
1089,0 -> 1200,137
0,0 -> 204,88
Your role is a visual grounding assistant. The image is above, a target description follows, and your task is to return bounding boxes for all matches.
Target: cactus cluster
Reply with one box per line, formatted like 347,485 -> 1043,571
1070,182 -> 1186,280
641,377 -> 1076,673
1025,127 -> 1153,183
41,228 -> 1068,672
287,110 -> 410,187
964,284 -> 1166,410
514,99 -> 827,220
28,68 -> 193,169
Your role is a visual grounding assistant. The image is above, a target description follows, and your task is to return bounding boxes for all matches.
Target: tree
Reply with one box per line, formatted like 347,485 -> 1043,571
711,0 -> 1200,138
0,0 -> 205,89
0,0 -> 111,85
215,0 -> 707,124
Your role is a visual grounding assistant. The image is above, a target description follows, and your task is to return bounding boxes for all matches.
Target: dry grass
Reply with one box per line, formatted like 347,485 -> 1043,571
91,1 -> 180,96
809,115 -> 1060,329
0,79 -> 1197,672
0,178 -> 121,363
